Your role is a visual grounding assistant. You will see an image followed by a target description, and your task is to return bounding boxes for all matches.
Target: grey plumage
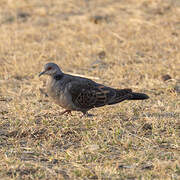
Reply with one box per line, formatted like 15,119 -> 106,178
39,63 -> 149,115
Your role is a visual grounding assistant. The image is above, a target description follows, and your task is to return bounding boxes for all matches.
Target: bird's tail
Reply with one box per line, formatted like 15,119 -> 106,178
127,92 -> 149,100
108,89 -> 149,105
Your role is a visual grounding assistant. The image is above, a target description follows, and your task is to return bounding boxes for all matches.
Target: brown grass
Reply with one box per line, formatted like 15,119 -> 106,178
0,0 -> 180,179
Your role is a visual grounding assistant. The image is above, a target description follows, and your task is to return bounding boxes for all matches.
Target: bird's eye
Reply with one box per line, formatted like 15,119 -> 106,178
47,67 -> 52,70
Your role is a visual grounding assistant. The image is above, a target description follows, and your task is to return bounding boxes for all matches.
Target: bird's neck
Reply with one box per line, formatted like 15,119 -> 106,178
53,73 -> 64,80
47,73 -> 64,94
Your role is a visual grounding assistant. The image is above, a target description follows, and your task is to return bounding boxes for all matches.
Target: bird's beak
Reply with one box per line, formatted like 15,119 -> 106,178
39,70 -> 46,77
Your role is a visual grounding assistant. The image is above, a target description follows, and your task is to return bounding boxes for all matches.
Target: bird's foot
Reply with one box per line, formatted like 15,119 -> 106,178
59,110 -> 72,116
80,112 -> 94,118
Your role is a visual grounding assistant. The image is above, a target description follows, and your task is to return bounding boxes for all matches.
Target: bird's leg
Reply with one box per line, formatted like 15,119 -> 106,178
59,110 -> 72,116
80,111 -> 86,118
80,111 -> 94,118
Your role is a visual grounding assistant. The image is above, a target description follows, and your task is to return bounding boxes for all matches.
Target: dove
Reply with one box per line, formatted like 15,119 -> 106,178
39,63 -> 149,116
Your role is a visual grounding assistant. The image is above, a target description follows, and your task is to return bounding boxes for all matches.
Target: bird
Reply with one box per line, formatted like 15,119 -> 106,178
39,62 -> 149,116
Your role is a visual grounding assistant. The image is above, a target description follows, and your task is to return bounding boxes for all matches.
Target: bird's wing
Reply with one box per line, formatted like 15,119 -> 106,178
68,80 -> 112,109
68,80 -> 132,109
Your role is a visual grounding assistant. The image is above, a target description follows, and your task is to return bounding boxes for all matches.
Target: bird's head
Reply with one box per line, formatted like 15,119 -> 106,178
39,63 -> 62,77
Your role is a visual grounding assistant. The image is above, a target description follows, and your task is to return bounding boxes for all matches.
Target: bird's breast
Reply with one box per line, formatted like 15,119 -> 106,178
46,78 -> 76,110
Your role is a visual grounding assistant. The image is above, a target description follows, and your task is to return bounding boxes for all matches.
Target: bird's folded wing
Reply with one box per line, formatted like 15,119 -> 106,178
68,81 -> 116,109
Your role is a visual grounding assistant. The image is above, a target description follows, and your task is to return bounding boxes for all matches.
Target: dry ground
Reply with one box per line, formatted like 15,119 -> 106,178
0,0 -> 180,179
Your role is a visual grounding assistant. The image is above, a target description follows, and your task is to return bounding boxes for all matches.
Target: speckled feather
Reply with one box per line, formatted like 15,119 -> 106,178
39,63 -> 149,115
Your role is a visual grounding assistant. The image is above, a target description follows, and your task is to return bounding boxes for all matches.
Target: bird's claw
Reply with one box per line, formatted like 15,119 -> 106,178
59,110 -> 72,116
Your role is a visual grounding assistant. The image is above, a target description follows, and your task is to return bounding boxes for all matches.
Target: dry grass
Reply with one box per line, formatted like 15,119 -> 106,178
0,0 -> 180,179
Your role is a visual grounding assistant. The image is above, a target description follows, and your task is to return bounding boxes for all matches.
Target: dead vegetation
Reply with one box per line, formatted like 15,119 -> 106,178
0,0 -> 180,179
